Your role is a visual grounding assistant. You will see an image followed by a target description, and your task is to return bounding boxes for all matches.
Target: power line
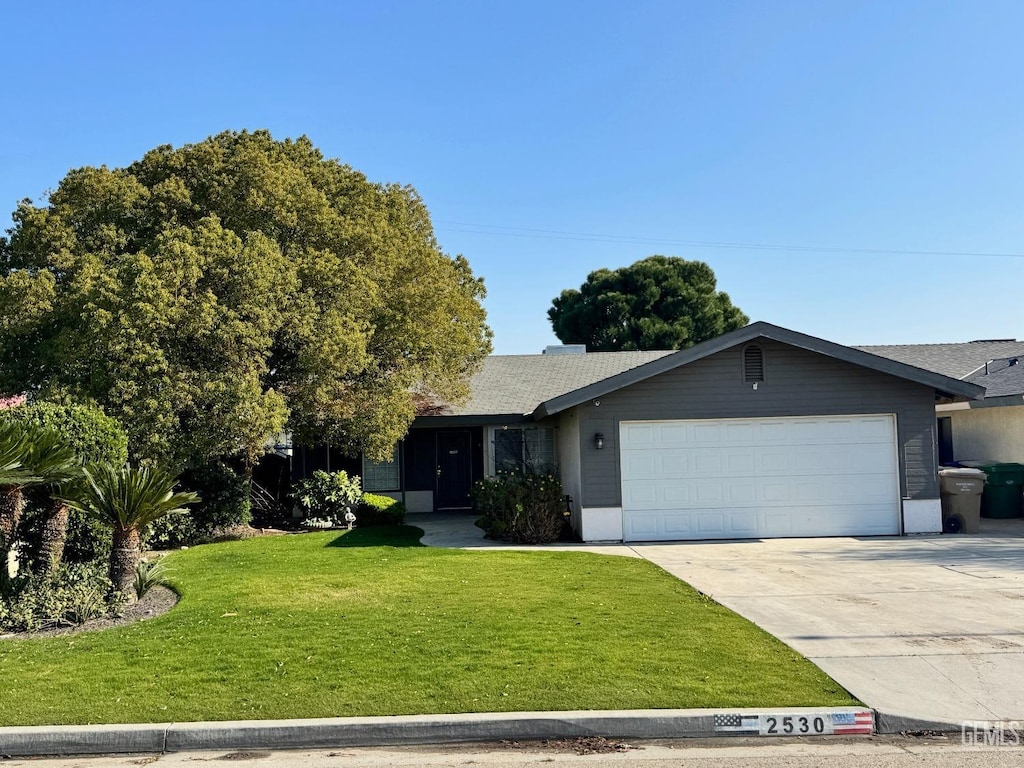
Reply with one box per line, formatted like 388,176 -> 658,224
434,220 -> 1024,260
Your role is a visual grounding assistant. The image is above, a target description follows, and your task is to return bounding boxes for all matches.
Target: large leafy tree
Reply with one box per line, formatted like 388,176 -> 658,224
548,256 -> 748,351
0,130 -> 491,466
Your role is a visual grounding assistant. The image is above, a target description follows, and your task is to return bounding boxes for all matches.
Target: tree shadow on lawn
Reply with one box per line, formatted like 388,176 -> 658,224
325,525 -> 425,548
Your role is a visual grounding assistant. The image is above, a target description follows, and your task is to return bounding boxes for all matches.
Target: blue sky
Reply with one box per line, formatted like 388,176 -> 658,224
3,1 -> 1024,354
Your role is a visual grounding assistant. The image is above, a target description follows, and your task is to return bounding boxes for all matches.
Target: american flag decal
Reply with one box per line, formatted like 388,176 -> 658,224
830,710 -> 874,734
714,714 -> 760,733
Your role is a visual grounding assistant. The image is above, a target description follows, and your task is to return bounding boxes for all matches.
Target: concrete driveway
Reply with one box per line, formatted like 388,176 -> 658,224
633,520 -> 1024,725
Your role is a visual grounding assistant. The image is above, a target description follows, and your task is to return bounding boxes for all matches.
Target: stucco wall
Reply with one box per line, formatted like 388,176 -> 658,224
556,408 -> 582,532
948,406 -> 1024,463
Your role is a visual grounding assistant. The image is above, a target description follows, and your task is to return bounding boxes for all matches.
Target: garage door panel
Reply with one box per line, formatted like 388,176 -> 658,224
763,512 -> 793,535
662,515 -> 692,536
725,422 -> 757,442
858,417 -> 896,440
692,423 -> 723,443
728,452 -> 757,473
626,514 -> 660,537
622,482 -> 658,506
622,453 -> 658,478
621,414 -> 900,541
728,511 -> 759,535
695,512 -> 726,535
621,423 -> 656,446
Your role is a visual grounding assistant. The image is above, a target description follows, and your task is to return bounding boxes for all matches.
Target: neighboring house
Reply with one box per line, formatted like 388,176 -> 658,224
858,340 -> 1024,466
294,322 -> 982,542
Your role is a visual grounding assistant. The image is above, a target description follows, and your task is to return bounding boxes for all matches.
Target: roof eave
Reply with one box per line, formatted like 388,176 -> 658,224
411,413 -> 534,427
536,321 -> 985,417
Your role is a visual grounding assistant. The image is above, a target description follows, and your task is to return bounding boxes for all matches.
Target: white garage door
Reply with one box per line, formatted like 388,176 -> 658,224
620,414 -> 901,542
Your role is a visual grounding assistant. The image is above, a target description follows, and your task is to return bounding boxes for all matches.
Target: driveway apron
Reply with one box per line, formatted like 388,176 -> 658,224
632,521 -> 1024,724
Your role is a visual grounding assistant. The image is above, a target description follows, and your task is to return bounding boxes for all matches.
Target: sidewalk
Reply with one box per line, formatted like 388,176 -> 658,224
414,512 -> 640,556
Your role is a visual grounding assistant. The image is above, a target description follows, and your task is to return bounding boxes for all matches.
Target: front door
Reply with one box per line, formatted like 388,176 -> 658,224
436,431 -> 473,509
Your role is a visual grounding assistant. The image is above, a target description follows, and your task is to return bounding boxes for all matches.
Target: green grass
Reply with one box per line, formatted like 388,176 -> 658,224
0,526 -> 856,725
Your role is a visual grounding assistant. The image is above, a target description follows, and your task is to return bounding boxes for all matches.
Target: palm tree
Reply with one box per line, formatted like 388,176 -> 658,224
0,423 -> 36,566
62,464 -> 199,597
36,497 -> 73,577
0,423 -> 79,570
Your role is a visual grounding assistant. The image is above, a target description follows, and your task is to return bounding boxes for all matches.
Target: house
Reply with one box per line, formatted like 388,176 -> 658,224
858,339 -> 1024,465
293,322 -> 983,542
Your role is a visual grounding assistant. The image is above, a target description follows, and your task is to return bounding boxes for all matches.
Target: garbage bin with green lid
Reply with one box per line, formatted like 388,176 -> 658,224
959,461 -> 1024,519
938,468 -> 986,533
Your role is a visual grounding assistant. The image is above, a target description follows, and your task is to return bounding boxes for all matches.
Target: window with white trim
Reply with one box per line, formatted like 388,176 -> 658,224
362,445 -> 400,491
492,427 -> 557,475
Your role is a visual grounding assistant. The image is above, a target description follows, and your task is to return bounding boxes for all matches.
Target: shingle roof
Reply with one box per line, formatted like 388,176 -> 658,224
855,341 -> 1024,380
444,351 -> 674,416
427,327 -> 996,421
965,356 -> 1024,398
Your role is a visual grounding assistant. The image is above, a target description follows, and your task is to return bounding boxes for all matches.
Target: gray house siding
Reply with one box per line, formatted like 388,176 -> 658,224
577,339 -> 939,509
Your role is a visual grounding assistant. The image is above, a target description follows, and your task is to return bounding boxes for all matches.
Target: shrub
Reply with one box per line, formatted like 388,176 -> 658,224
3,402 -> 128,569
357,493 -> 406,526
134,557 -> 169,599
0,562 -> 120,633
472,472 -> 568,544
292,470 -> 362,527
0,402 -> 129,467
144,511 -> 198,550
178,461 -> 252,538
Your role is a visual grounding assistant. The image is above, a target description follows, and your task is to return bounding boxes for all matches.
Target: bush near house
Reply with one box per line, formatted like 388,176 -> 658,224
472,472 -> 568,544
357,493 -> 406,526
144,461 -> 253,549
292,470 -> 362,527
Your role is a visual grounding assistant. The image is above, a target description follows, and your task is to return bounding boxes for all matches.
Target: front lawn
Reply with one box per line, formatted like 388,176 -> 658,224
0,527 -> 855,725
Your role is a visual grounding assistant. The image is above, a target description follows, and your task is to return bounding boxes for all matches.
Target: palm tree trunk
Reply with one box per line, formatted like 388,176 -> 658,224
0,487 -> 25,573
35,499 -> 69,577
109,526 -> 141,600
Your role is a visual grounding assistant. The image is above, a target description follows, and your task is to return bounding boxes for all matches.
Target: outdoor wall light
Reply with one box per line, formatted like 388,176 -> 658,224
594,432 -> 605,450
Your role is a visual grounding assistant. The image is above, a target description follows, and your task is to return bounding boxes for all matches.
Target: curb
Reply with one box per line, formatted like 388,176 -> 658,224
0,707 -> 876,757
0,723 -> 170,756
875,711 -> 963,734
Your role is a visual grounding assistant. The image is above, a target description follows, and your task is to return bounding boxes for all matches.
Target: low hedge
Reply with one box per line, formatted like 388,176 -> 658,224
357,493 -> 406,527
472,472 -> 567,544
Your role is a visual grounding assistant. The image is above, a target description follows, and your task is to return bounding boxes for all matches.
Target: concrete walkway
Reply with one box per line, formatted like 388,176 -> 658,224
414,513 -> 1024,725
414,512 -> 640,557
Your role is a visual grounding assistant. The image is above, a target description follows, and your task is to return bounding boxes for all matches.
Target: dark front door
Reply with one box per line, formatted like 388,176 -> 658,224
938,417 -> 954,465
436,431 -> 473,509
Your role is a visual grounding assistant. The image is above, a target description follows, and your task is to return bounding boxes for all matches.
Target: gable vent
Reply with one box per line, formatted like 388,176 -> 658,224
743,344 -> 765,383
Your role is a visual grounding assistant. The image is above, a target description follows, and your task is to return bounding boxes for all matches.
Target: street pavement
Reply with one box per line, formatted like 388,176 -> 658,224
5,736 -> 1024,768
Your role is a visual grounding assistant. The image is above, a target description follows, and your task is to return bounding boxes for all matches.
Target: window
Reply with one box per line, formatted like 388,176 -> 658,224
743,344 -> 765,383
362,445 -> 400,491
492,427 -> 557,474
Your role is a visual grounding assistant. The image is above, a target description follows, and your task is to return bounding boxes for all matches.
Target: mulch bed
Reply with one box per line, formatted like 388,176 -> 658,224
0,585 -> 179,640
